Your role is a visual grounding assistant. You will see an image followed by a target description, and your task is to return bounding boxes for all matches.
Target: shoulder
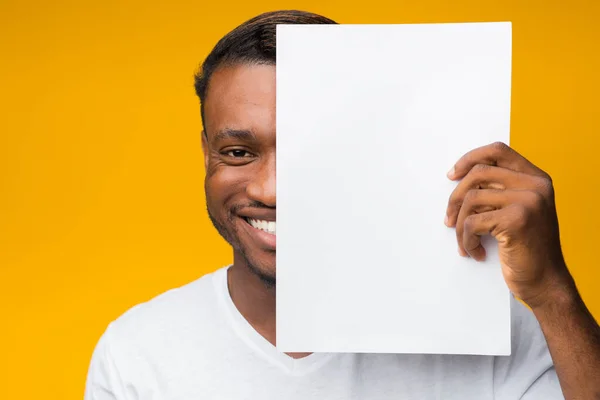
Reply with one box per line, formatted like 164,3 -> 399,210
101,266 -> 228,355
85,267 -> 229,397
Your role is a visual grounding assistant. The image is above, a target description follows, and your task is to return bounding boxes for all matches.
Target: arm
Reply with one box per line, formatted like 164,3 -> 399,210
531,272 -> 600,399
444,142 -> 600,399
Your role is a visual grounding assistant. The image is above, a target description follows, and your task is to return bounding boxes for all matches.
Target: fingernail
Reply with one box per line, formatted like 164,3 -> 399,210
447,166 -> 455,179
458,248 -> 467,257
444,215 -> 449,226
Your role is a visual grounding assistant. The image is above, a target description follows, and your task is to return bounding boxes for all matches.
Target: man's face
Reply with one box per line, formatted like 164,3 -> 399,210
202,64 -> 277,284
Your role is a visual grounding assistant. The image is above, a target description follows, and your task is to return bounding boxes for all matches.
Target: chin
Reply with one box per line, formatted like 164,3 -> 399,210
244,250 -> 276,286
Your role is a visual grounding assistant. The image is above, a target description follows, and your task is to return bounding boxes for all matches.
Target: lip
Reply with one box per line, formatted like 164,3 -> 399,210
237,210 -> 276,222
239,216 -> 276,250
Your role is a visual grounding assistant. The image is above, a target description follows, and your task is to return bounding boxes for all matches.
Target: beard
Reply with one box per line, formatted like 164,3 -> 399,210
207,203 -> 276,288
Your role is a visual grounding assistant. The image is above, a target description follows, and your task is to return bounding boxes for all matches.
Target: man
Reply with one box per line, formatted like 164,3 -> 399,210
85,10 -> 600,399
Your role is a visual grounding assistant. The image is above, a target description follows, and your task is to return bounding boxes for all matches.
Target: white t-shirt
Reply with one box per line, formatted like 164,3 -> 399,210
85,266 -> 564,399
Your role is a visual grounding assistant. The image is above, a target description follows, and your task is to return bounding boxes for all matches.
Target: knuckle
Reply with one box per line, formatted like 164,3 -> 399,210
535,167 -> 553,183
510,204 -> 529,228
447,192 -> 461,210
535,175 -> 555,197
463,214 -> 477,232
528,189 -> 546,209
463,189 -> 479,204
472,163 -> 491,176
491,141 -> 508,154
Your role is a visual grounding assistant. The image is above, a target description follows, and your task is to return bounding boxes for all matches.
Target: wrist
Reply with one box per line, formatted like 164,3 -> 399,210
528,267 -> 580,315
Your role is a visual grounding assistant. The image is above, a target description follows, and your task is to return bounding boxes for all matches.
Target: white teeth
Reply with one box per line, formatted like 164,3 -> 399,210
248,218 -> 276,235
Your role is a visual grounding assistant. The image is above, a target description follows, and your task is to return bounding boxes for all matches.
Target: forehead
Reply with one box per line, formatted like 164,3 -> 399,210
203,64 -> 276,138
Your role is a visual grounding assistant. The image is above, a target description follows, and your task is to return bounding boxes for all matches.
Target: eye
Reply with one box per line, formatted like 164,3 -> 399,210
220,148 -> 256,165
226,149 -> 252,158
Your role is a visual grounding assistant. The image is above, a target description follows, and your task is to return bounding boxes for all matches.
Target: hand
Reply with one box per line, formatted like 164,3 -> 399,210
445,141 -> 572,308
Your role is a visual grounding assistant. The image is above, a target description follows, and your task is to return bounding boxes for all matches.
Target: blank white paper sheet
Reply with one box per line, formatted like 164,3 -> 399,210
276,22 -> 512,356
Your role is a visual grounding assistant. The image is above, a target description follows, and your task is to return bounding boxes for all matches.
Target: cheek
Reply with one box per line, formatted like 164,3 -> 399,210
205,167 -> 248,209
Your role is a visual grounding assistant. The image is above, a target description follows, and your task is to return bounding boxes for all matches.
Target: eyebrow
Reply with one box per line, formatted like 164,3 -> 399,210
212,128 -> 257,143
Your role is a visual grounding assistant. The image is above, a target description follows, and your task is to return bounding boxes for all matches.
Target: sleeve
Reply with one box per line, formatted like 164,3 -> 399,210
493,295 -> 564,399
84,324 -> 129,400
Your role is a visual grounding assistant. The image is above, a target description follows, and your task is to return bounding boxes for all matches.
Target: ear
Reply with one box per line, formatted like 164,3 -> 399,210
201,130 -> 209,171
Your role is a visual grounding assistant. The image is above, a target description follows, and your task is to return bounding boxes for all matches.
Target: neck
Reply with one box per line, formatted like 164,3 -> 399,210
227,251 -> 311,359
228,251 -> 277,342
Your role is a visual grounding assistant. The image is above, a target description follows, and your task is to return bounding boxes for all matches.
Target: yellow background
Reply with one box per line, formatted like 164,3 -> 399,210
1,0 -> 599,398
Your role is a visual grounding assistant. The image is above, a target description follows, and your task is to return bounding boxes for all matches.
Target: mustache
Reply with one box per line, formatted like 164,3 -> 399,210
230,201 -> 275,216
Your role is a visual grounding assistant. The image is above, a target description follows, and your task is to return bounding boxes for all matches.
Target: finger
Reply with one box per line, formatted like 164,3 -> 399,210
447,142 -> 549,181
446,165 -> 544,227
455,190 -> 535,259
461,201 -> 536,261
460,210 -> 503,261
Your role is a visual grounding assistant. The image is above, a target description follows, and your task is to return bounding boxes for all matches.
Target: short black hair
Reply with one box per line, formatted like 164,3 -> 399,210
193,10 -> 337,131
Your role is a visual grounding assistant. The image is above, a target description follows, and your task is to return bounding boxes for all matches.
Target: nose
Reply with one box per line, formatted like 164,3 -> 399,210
246,153 -> 276,207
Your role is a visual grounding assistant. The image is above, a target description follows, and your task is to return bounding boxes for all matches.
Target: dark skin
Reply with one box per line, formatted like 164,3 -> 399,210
201,64 -> 309,358
202,63 -> 600,396
445,142 -> 600,398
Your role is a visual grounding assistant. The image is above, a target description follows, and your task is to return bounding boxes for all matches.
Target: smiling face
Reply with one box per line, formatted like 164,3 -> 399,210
202,63 -> 277,285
